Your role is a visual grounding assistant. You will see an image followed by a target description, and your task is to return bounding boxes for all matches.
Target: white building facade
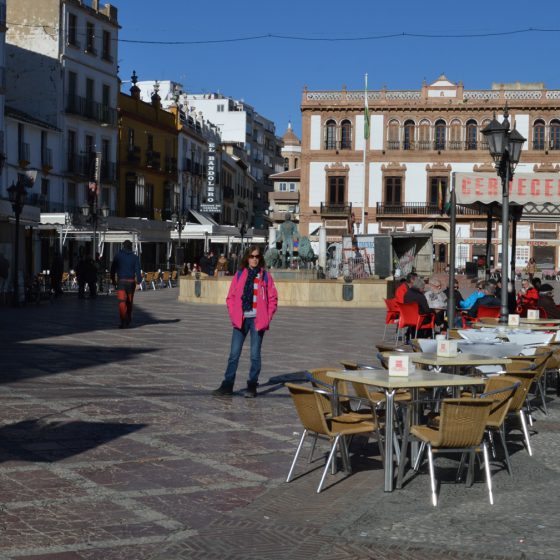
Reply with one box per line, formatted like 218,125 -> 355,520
6,0 -> 119,271
300,77 -> 560,274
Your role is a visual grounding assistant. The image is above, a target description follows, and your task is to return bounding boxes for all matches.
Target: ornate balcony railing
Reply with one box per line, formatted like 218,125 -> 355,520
320,202 -> 352,216
65,94 -> 117,125
376,202 -> 483,216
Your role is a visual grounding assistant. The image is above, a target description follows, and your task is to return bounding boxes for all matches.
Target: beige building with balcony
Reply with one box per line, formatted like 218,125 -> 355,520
300,76 -> 560,272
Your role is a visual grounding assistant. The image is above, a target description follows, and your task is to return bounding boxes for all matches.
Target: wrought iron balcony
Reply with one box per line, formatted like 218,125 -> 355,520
127,145 -> 141,164
65,94 -> 117,125
145,150 -> 161,170
320,202 -> 352,216
375,202 -> 483,216
66,153 -> 89,177
323,140 -> 352,150
387,139 -> 488,151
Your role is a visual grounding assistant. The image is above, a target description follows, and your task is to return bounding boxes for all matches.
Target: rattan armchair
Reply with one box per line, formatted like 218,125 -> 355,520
479,377 -> 520,476
397,398 -> 494,506
285,383 -> 379,493
501,369 -> 539,456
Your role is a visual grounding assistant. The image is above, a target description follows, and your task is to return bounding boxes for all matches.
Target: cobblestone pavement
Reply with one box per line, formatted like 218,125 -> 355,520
1,288 -> 560,559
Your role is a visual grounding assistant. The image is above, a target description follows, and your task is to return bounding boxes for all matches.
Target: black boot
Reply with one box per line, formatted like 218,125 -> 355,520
212,381 -> 234,396
245,381 -> 258,399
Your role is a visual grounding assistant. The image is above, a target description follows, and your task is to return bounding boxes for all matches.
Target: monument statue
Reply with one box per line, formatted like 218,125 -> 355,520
264,247 -> 281,269
298,236 -> 315,263
278,213 -> 300,268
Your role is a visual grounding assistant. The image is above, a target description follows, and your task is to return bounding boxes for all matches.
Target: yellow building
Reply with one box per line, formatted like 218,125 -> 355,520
118,77 -> 178,222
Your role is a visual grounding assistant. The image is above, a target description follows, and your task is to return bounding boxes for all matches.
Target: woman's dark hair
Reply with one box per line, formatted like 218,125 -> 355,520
240,245 -> 266,269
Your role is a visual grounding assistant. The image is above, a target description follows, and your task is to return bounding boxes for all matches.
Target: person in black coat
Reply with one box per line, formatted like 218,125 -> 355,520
403,277 -> 434,338
404,277 -> 431,315
470,282 -> 500,317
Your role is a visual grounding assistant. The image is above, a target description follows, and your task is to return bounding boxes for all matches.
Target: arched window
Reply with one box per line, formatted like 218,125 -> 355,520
466,119 -> 478,150
434,119 -> 446,150
419,120 -> 431,150
550,119 -> 560,150
340,119 -> 352,150
283,157 -> 289,171
387,120 -> 400,149
533,119 -> 545,150
294,157 -> 299,168
403,120 -> 415,150
325,119 -> 337,150
449,119 -> 462,150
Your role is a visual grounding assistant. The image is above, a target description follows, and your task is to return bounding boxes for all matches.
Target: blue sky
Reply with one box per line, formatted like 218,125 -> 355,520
117,0 -> 560,138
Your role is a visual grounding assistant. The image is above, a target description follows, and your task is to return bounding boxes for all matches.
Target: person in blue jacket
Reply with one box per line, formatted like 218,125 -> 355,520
110,240 -> 142,328
458,280 -> 485,310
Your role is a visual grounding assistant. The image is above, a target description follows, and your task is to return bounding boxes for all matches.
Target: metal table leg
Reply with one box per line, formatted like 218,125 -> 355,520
384,389 -> 396,492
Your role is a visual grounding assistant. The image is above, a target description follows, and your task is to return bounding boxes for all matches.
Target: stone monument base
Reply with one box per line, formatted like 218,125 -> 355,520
179,276 -> 388,308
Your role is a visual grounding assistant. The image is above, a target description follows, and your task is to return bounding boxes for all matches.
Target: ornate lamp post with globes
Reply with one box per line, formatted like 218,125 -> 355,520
7,170 -> 37,306
481,106 -> 526,323
171,211 -> 188,274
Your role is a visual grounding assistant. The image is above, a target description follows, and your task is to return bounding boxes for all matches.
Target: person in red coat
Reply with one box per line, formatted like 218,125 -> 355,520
517,278 -> 538,315
395,272 -> 417,304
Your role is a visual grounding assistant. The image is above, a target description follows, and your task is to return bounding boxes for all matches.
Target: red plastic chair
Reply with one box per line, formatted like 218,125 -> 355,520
395,302 -> 435,344
383,298 -> 400,340
461,305 -> 499,327
477,305 -> 500,319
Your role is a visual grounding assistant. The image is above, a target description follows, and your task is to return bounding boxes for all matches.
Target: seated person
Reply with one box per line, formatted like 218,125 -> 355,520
424,278 -> 448,309
424,277 -> 447,328
517,278 -> 539,314
537,284 -> 560,319
470,282 -> 500,318
459,280 -> 485,310
395,272 -> 417,304
404,277 -> 434,337
444,279 -> 464,307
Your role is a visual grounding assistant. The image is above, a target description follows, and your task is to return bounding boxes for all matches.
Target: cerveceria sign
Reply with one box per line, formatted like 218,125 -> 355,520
200,142 -> 221,214
455,172 -> 560,205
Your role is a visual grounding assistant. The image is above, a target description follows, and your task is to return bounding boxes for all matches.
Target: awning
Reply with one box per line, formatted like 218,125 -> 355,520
0,200 -> 41,225
39,214 -> 172,243
189,209 -> 219,226
455,172 -> 560,207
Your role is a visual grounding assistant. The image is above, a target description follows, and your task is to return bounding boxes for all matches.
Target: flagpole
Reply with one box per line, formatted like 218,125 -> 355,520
362,73 -> 368,235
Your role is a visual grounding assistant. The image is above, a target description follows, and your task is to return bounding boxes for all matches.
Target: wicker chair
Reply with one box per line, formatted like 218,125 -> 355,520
479,377 -> 521,476
502,369 -> 539,456
397,398 -> 494,506
285,383 -> 379,493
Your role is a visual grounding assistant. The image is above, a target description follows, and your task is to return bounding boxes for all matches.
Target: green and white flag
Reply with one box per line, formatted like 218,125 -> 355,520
364,73 -> 370,140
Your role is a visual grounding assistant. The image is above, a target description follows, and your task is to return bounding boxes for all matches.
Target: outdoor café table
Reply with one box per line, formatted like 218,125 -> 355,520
384,351 -> 512,374
520,318 -> 560,325
473,322 -> 560,332
416,339 -> 523,359
327,368 -> 486,492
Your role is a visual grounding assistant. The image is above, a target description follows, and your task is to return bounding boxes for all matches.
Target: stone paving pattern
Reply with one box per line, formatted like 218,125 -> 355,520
1,287 -> 560,559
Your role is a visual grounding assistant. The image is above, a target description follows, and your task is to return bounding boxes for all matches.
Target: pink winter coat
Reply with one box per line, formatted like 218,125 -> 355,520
226,268 -> 278,331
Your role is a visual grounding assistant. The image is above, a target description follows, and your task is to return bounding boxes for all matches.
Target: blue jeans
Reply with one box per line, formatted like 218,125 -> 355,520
224,317 -> 264,385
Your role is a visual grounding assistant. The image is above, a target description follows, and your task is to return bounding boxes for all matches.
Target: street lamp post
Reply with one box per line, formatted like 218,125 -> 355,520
238,221 -> 247,255
81,152 -> 108,257
482,107 -> 526,323
7,174 -> 35,306
171,211 -> 188,274
81,200 -> 109,256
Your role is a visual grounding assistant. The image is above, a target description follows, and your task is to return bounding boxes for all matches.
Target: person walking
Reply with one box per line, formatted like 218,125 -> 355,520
50,250 -> 64,297
215,254 -> 229,276
526,257 -> 537,281
213,245 -> 278,398
110,240 -> 142,328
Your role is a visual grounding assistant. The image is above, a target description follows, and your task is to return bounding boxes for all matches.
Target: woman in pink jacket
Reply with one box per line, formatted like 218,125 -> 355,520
213,246 -> 278,398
